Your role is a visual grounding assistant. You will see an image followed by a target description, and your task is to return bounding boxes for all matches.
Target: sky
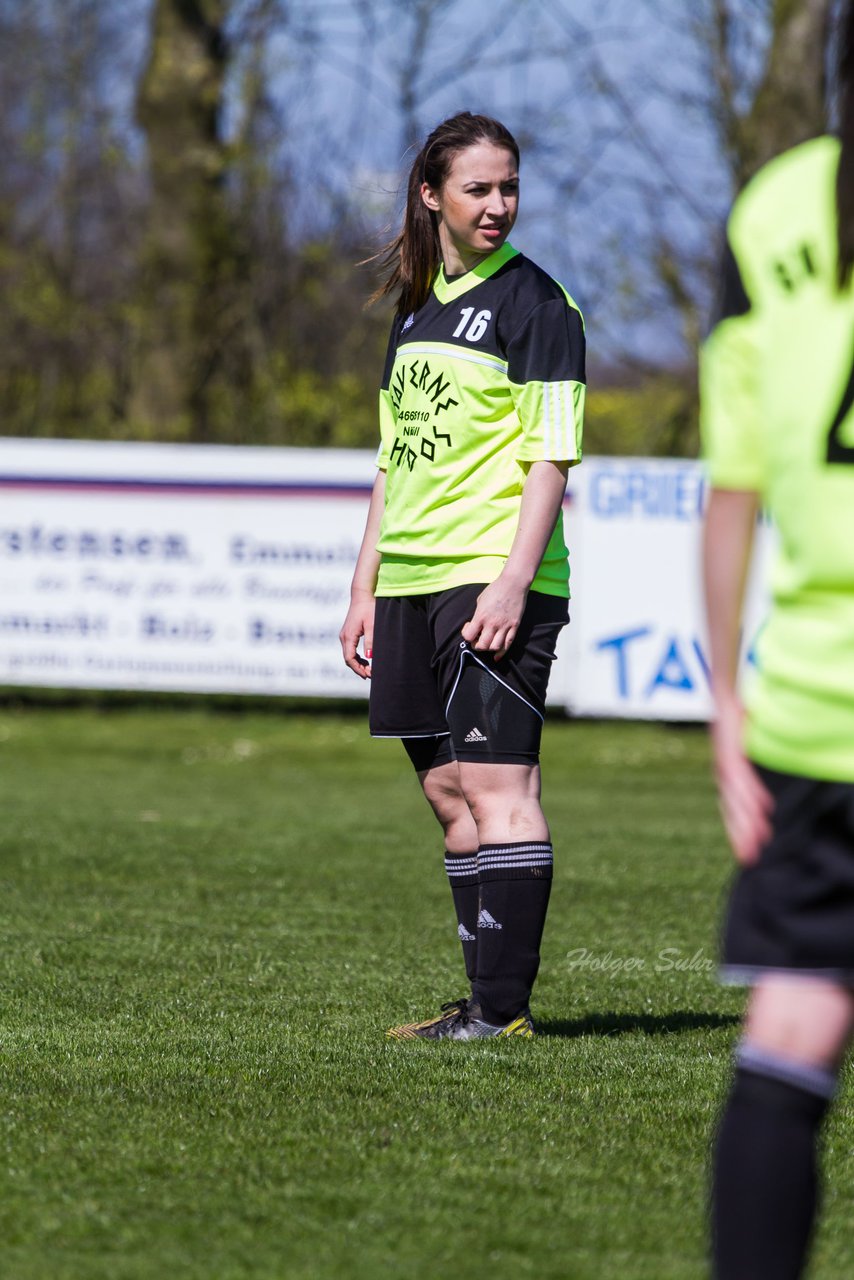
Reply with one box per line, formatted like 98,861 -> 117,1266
115,0 -> 745,366
256,0 -> 735,364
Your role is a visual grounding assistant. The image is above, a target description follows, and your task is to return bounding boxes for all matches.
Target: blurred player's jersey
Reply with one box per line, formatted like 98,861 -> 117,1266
702,136 -> 854,780
374,242 -> 585,597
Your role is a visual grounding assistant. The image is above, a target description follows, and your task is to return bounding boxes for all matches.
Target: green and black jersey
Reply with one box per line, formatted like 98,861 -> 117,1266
701,136 -> 854,780
375,242 -> 585,598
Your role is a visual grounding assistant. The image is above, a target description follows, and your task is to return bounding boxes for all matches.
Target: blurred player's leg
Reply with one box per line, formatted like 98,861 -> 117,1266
712,977 -> 854,1279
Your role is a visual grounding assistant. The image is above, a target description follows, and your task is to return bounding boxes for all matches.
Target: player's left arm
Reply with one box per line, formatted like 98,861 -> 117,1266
464,293 -> 585,660
462,460 -> 569,658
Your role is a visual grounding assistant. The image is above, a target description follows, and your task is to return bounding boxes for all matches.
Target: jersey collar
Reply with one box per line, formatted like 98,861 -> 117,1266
433,241 -> 519,304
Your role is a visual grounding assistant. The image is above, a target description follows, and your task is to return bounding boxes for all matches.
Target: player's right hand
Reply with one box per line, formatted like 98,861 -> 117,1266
339,594 -> 375,679
712,695 -> 774,865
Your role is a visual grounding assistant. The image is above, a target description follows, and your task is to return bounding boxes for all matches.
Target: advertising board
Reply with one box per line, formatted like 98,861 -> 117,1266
0,440 -> 771,716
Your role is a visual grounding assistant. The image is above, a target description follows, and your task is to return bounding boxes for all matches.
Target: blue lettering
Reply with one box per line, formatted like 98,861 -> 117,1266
249,617 -> 341,645
0,611 -> 108,637
162,535 -> 188,561
673,470 -> 704,520
142,613 -> 214,641
595,626 -> 653,699
596,625 -> 757,702
744,626 -> 762,667
590,472 -> 623,516
230,536 -> 359,566
692,637 -> 710,684
645,637 -> 694,696
591,467 -> 706,520
625,471 -> 650,513
0,527 -> 191,561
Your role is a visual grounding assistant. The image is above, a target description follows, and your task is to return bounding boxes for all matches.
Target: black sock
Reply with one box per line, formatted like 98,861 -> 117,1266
471,840 -> 553,1024
712,1046 -> 835,1280
443,850 -> 479,986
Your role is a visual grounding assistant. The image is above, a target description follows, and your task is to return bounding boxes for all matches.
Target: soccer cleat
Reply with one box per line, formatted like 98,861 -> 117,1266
443,1004 -> 534,1040
386,997 -> 470,1040
387,999 -> 534,1041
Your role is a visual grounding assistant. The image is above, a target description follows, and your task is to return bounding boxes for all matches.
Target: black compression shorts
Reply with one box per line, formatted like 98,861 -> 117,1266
721,764 -> 854,984
369,583 -> 568,767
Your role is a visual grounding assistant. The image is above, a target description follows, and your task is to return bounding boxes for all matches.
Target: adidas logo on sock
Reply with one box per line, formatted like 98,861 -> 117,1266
477,908 -> 502,930
464,726 -> 487,743
458,923 -> 476,942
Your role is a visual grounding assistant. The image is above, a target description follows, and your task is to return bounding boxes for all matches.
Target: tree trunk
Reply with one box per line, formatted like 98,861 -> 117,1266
133,0 -> 247,439
731,0 -> 832,189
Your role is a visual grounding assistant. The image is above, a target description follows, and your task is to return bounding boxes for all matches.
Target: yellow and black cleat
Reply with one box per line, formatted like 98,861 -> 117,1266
386,998 -> 470,1040
387,999 -> 534,1040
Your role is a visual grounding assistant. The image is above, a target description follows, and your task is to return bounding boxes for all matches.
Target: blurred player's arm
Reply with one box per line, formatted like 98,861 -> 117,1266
340,470 -> 385,679
702,486 -> 772,864
701,228 -> 773,864
703,490 -> 774,865
703,487 -> 757,702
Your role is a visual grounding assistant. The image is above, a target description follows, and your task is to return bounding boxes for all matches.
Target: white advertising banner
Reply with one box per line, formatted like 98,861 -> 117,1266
0,440 -> 772,716
0,439 -> 376,697
562,458 -> 773,720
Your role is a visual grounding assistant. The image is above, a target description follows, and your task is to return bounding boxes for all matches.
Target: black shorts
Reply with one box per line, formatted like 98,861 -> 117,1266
369,584 -> 568,767
721,764 -> 854,984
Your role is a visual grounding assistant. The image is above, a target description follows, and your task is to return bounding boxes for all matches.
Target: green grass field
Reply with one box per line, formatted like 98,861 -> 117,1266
2,706 -> 853,1279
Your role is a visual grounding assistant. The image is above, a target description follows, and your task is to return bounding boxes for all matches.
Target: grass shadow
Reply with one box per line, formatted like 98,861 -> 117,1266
538,1010 -> 740,1038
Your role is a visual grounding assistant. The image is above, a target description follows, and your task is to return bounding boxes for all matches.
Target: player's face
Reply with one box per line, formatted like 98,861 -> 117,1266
421,142 -> 519,275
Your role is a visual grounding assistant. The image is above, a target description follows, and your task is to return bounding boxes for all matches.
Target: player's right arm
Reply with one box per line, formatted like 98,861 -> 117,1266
341,319 -> 399,679
339,469 -> 385,679
701,225 -> 773,864
702,487 -> 772,864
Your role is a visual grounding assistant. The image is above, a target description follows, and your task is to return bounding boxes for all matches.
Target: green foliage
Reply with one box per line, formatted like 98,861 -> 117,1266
269,364 -> 380,448
0,0 -> 832,454
0,1 -> 391,449
586,371 -> 699,459
0,2 -> 702,455
3,707 -> 854,1278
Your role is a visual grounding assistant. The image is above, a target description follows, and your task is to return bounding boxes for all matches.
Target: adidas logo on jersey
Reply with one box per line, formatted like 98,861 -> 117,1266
464,726 -> 487,743
477,908 -> 502,930
458,923 -> 476,942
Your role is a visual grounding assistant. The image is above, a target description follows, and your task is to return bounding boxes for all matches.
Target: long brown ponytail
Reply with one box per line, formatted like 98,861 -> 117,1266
837,1 -> 854,287
368,112 -> 520,317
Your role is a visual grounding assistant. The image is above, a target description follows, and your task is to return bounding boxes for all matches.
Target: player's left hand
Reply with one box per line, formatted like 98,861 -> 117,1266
461,577 -> 528,661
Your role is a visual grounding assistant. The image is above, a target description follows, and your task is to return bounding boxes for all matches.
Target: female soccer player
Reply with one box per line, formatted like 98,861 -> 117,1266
702,8 -> 854,1273
340,112 -> 585,1039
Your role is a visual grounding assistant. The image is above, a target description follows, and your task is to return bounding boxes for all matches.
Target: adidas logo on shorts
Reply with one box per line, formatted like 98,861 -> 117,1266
477,908 -> 502,930
464,726 -> 487,743
458,923 -> 476,942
